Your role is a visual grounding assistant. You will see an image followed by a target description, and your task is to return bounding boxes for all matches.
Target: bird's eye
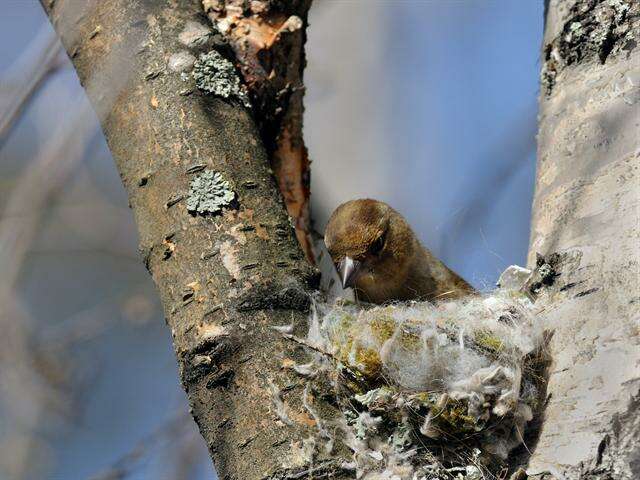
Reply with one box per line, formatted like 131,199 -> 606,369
370,232 -> 386,255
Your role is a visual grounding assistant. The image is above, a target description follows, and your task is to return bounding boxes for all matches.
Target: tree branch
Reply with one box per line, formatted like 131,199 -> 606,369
39,1 -> 349,478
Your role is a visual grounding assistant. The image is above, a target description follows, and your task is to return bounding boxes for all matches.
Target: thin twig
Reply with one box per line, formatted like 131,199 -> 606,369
0,28 -> 63,139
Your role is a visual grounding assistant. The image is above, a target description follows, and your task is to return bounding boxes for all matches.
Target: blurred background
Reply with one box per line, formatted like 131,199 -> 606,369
0,1 -> 542,479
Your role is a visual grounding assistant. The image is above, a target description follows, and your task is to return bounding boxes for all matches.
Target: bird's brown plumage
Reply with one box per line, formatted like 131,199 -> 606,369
324,199 -> 473,304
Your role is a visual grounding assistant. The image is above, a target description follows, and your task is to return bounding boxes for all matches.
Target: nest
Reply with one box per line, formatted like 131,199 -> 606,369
301,269 -> 549,479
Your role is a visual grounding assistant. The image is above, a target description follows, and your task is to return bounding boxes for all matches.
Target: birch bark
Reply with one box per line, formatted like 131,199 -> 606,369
527,1 -> 639,477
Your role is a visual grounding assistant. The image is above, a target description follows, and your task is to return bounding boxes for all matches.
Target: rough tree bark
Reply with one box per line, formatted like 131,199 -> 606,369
40,1 -> 354,479
201,0 -> 315,263
526,0 -> 639,478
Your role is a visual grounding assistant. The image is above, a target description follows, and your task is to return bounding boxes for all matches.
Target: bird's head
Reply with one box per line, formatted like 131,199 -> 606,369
324,199 -> 416,300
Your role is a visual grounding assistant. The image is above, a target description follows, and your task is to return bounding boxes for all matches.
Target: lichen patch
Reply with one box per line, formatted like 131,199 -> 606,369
186,169 -> 235,215
192,50 -> 251,107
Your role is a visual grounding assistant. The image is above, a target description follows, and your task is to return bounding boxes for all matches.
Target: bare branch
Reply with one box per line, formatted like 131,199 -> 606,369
38,1 -> 341,478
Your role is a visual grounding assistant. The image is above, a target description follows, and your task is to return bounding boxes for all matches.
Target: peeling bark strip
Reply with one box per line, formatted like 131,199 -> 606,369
38,1 -> 354,479
527,0 -> 639,478
202,0 -> 314,263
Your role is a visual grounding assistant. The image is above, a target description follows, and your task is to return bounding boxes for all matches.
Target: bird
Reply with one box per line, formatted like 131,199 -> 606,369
324,199 -> 474,304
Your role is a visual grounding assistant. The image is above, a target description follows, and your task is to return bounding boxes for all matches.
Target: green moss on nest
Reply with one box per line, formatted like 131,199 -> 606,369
395,327 -> 422,351
408,391 -> 435,405
429,398 -> 479,434
474,330 -> 504,353
369,312 -> 396,344
351,345 -> 383,378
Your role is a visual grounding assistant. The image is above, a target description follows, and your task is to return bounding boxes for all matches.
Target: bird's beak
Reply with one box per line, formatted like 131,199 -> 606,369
340,256 -> 361,289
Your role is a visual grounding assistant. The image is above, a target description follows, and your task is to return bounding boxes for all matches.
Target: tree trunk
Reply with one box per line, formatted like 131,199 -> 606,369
527,0 -> 639,478
40,1 -> 355,479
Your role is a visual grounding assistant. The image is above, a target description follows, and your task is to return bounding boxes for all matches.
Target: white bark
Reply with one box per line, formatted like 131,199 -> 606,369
527,0 -> 639,478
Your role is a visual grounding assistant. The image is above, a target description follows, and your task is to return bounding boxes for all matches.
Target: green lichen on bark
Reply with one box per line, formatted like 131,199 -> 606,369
192,50 -> 251,107
186,169 -> 235,215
